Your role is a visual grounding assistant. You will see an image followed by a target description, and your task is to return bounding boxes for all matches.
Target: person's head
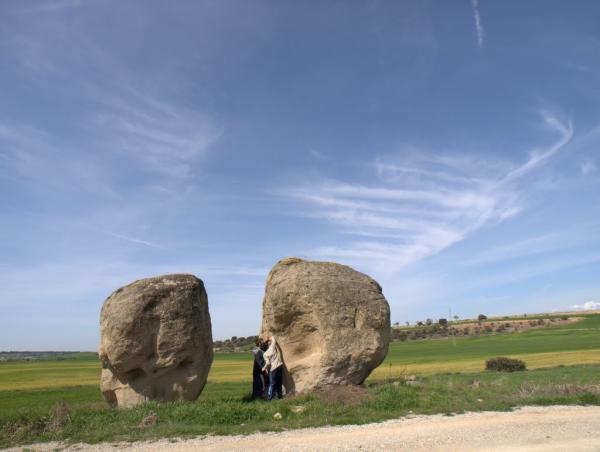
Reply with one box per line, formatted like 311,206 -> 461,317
260,340 -> 269,351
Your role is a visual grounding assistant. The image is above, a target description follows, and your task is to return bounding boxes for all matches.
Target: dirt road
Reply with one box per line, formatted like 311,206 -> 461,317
12,405 -> 600,451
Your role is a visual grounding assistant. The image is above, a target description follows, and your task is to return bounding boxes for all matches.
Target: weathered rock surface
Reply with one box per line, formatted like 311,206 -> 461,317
260,257 -> 390,393
99,274 -> 213,408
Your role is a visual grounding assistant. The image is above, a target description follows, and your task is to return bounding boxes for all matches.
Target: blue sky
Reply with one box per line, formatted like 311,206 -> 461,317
1,0 -> 599,350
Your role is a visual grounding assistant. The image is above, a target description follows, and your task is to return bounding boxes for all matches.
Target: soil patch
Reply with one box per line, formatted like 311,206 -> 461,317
314,384 -> 372,406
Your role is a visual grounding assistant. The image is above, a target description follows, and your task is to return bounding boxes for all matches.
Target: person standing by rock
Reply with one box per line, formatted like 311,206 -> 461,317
262,335 -> 284,400
251,338 -> 268,399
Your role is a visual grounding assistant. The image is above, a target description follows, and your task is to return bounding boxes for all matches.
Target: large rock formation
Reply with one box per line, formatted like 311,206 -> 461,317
260,257 -> 390,393
99,274 -> 213,408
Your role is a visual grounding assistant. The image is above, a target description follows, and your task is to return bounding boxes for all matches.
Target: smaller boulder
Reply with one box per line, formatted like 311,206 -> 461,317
99,274 -> 213,408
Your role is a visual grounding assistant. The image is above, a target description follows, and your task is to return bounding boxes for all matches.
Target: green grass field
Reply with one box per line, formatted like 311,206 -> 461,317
2,314 -> 600,447
4,314 -> 600,391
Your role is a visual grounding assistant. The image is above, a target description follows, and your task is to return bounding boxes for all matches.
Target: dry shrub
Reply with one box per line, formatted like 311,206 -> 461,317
515,382 -> 540,397
550,383 -> 600,396
46,400 -> 71,433
516,382 -> 600,398
485,357 -> 526,372
138,412 -> 159,428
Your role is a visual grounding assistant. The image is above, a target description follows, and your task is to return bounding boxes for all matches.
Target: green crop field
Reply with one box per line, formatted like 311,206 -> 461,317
373,314 -> 600,377
1,313 -> 600,447
3,314 -> 600,392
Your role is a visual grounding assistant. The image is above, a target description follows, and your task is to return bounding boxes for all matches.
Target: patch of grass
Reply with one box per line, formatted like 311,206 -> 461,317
0,353 -> 254,391
3,314 -> 599,391
370,349 -> 600,378
2,314 -> 599,447
0,360 -> 101,391
557,314 -> 600,329
2,365 -> 600,448
0,386 -> 102,419
385,321 -> 600,365
372,313 -> 600,378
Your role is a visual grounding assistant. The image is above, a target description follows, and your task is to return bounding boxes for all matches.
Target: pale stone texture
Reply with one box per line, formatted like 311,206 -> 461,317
99,274 -> 213,408
261,258 -> 390,393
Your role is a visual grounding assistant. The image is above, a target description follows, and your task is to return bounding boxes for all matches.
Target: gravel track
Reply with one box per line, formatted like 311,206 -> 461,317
9,405 -> 600,451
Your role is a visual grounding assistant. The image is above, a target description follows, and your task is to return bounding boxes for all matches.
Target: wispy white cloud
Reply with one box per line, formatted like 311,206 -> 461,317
4,21 -> 222,186
501,110 -> 573,183
448,250 -> 600,293
462,233 -> 560,266
0,122 -> 118,197
15,0 -> 82,14
98,230 -> 165,249
278,111 -> 573,272
569,300 -> 600,311
471,0 -> 485,48
310,149 -> 327,160
374,160 -> 486,186
197,266 -> 269,277
562,61 -> 593,73
581,159 -> 596,175
88,89 -> 222,181
0,255 -> 269,345
463,221 -> 600,267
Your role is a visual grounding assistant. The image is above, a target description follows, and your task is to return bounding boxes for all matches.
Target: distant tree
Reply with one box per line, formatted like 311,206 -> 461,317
478,314 -> 487,321
405,321 -> 410,327
453,315 -> 459,320
393,322 -> 399,326
438,318 -> 448,327
417,321 -> 424,326
425,318 -> 433,326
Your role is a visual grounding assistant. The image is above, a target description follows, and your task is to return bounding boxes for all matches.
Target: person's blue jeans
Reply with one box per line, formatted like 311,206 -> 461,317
268,366 -> 283,401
